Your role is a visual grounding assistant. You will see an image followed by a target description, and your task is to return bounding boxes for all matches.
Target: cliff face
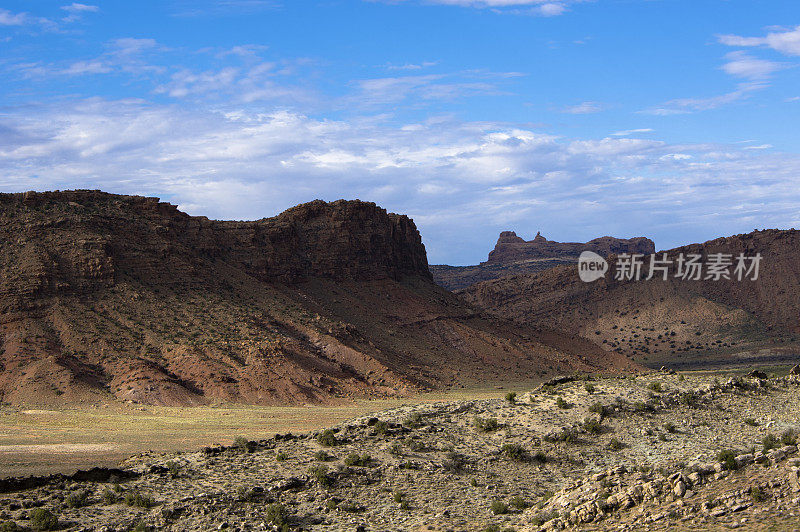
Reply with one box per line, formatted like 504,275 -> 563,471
431,231 -> 655,291
487,231 -> 655,264
461,229 -> 800,368
0,191 -> 430,315
0,191 -> 632,406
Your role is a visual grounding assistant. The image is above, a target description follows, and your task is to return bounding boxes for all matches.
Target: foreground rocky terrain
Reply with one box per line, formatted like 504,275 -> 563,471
2,368 -> 799,531
0,191 -> 632,406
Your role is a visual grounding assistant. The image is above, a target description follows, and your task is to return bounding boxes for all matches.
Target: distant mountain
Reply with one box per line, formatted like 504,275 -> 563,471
0,191 -> 635,405
431,231 -> 655,291
460,229 -> 800,368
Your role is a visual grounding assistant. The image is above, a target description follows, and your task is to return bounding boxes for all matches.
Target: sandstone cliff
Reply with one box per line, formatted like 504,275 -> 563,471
431,231 -> 654,291
0,191 -> 634,405
461,229 -> 800,368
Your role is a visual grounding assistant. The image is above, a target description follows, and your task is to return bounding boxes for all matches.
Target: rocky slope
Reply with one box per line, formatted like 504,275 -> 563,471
0,191 -> 633,406
1,370 -> 799,531
431,232 -> 655,291
460,229 -> 800,368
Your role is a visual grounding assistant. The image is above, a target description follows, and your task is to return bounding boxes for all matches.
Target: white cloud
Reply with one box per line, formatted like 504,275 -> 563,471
61,3 -> 99,13
4,97 -> 799,263
0,8 -> 28,25
719,25 -> 800,56
611,128 -> 653,137
561,101 -> 603,114
372,0 -> 578,16
643,81 -> 766,115
721,51 -> 783,80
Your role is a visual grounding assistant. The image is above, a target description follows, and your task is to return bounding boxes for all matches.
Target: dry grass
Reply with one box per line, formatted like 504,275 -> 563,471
0,382 -> 528,477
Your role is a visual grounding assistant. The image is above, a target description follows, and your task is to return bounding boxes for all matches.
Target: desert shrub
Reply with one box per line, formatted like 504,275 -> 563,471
678,390 -> 699,406
317,429 -> 338,447
124,491 -> 154,508
751,486 -> 768,502
403,412 -> 423,428
483,526 -> 501,532
762,433 -> 780,451
583,417 -> 603,435
588,401 -> 608,417
236,486 -> 260,502
510,496 -> 529,510
530,510 -> 559,526
65,490 -> 90,508
678,374 -> 685,381
717,449 -> 738,471
325,499 -> 338,511
166,460 -> 181,477
314,450 -> 333,461
275,451 -> 288,461
339,501 -> 364,513
0,521 -> 24,532
470,478 -> 479,487
309,465 -> 332,488
532,450 -> 547,463
442,450 -> 466,472
658,433 -> 668,442
648,381 -> 663,393
233,436 -> 256,452
608,438 -> 624,451
399,500 -> 410,510
781,429 -> 797,446
556,397 -> 570,409
490,500 -> 509,515
29,508 -> 58,531
389,442 -> 403,456
633,400 -> 653,413
501,443 -> 526,461
505,392 -> 517,404
663,422 -> 677,434
544,427 -> 577,443
344,453 -> 371,467
584,382 -> 596,394
101,489 -> 118,504
372,420 -> 389,436
744,418 -> 759,427
393,491 -> 405,503
474,417 -> 500,432
265,503 -> 288,526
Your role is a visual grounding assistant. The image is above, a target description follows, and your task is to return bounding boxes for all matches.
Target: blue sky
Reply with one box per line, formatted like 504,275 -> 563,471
1,1 -> 799,264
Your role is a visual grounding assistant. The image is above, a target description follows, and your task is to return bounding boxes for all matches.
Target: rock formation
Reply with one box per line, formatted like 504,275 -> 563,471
0,191 -> 634,405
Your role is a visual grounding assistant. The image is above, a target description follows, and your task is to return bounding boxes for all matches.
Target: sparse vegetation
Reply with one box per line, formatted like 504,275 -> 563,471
718,449 -> 738,471
505,391 -> 517,404
474,416 -> 500,432
608,437 -> 624,450
556,397 -> 570,409
29,508 -> 58,531
124,491 -> 155,508
317,429 -> 339,447
490,500 -> 509,515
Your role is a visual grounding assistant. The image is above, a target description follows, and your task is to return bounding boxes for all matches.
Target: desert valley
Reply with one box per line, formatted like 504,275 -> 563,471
0,191 -> 798,531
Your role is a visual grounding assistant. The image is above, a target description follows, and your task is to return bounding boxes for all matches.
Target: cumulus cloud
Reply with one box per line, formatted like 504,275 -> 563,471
719,25 -> 800,56
3,98 -> 800,263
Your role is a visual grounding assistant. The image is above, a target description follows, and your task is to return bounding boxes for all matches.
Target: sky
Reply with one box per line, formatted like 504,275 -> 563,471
1,1 -> 799,264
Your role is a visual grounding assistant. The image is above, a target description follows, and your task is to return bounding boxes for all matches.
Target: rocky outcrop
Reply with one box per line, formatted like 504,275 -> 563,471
431,231 -> 654,291
487,231 -> 655,264
461,229 -> 800,367
0,190 -> 631,406
0,191 -> 431,314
